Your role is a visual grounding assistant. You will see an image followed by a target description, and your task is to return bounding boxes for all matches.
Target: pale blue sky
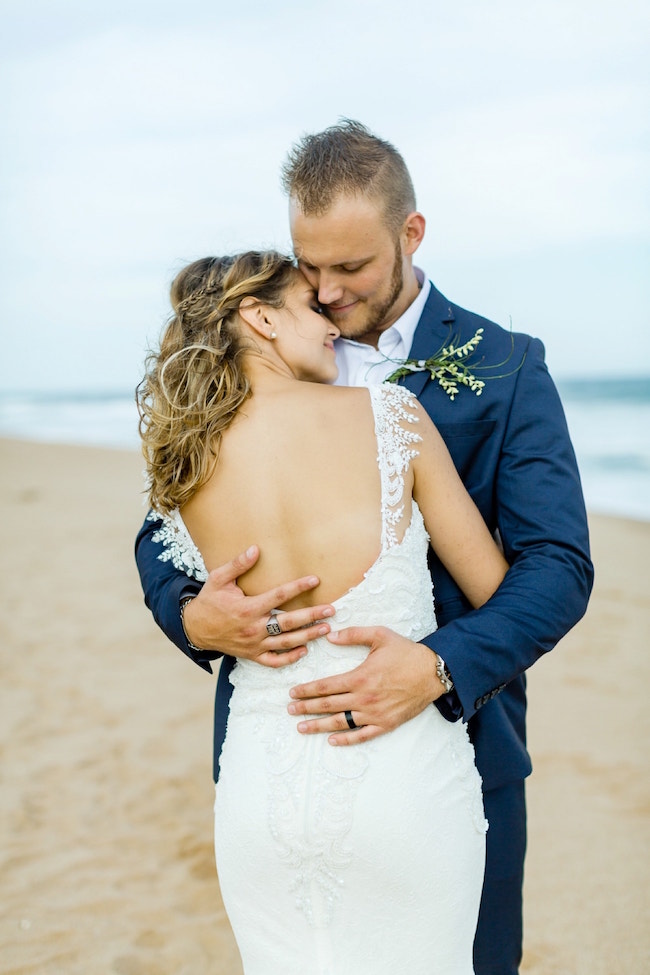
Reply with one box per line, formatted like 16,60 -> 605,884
1,0 -> 648,391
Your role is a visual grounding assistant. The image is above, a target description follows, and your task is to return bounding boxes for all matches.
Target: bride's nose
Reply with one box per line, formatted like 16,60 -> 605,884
328,322 -> 341,340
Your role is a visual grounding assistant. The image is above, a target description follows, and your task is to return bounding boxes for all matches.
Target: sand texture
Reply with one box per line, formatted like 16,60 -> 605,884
1,437 -> 648,974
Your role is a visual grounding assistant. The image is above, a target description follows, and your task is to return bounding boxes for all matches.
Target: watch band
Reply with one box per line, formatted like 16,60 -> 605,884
435,653 -> 454,694
180,595 -> 207,653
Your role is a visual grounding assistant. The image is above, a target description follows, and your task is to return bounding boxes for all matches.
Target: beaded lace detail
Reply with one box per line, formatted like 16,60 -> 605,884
369,384 -> 422,550
147,508 -> 208,582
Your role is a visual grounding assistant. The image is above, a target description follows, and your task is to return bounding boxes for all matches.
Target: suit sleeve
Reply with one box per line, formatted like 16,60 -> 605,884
134,514 -> 221,673
424,337 -> 594,722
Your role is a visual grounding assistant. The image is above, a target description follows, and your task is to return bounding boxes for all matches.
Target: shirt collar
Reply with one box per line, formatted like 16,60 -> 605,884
380,266 -> 430,354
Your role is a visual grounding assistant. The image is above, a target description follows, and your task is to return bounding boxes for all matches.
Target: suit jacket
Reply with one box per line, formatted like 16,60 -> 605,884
135,281 -> 594,792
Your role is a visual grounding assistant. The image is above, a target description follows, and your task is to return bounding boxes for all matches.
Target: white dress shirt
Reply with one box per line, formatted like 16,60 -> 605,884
334,268 -> 430,388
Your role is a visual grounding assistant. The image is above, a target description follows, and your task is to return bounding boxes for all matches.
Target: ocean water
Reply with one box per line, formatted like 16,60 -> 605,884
556,378 -> 650,523
1,379 -> 649,521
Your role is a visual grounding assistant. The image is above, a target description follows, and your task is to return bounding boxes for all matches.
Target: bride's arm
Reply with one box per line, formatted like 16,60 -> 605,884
411,403 -> 509,608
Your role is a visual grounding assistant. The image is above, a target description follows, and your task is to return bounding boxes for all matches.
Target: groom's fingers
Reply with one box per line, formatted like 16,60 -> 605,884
328,724 -> 383,745
206,549 -> 325,617
289,669 -> 355,706
291,707 -> 383,744
254,646 -> 311,668
260,603 -> 336,648
206,544 -> 261,586
253,575 -> 323,618
286,627 -> 383,703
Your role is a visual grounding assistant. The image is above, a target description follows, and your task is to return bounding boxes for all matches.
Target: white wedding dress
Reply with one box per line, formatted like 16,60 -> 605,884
152,384 -> 487,975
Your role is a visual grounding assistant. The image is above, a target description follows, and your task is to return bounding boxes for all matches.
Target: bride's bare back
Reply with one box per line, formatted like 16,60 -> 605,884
181,383 -> 401,610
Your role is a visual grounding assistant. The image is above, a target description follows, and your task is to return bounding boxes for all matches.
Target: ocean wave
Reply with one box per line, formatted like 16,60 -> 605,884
2,381 -> 649,520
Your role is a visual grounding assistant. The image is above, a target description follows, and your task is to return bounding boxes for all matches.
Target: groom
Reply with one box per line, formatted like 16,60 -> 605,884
135,120 -> 593,974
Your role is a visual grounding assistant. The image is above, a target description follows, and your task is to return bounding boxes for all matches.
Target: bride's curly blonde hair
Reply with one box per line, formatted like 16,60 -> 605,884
137,250 -> 297,513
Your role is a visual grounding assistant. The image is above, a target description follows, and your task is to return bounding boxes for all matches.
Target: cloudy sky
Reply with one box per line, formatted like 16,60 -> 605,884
1,0 -> 648,392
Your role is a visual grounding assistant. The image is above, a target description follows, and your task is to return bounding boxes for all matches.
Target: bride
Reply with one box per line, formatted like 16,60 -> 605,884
137,250 -> 509,975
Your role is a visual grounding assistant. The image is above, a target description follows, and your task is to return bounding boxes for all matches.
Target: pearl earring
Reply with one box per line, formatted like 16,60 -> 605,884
270,331 -> 277,340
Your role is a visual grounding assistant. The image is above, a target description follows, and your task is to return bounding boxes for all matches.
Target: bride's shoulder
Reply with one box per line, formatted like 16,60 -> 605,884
310,383 -> 425,430
309,382 -> 372,410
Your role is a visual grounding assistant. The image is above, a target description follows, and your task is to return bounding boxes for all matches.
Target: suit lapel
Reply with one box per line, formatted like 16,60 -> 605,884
399,283 -> 457,398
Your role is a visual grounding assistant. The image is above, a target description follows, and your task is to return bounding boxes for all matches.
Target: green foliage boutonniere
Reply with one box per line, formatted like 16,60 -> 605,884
385,328 -> 486,400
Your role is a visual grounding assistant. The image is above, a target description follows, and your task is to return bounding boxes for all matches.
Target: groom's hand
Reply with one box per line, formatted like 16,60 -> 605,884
287,626 -> 445,742
182,545 -> 335,668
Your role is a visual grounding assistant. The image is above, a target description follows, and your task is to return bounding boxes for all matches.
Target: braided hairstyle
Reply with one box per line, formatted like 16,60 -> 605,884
137,251 -> 296,512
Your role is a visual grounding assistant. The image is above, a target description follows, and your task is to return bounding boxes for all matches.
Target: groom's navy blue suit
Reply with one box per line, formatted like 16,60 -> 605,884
135,281 -> 593,975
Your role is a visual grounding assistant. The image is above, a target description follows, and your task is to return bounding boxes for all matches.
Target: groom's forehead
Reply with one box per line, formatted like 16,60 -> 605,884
290,192 -> 388,234
289,195 -> 389,265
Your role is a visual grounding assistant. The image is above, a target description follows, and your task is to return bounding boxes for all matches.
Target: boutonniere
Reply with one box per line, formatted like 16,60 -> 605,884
385,328 -> 486,401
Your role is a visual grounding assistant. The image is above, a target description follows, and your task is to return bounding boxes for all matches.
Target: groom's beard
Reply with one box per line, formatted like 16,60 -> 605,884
365,241 -> 404,336
332,240 -> 404,344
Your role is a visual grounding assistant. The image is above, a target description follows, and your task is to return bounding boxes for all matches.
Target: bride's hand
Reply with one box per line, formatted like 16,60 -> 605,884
287,627 -> 445,740
181,545 -> 335,667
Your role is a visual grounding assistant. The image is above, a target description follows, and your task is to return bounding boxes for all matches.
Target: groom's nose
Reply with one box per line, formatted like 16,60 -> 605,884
317,271 -> 345,306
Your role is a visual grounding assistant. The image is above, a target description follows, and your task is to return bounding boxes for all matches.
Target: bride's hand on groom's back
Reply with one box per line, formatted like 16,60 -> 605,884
182,545 -> 335,667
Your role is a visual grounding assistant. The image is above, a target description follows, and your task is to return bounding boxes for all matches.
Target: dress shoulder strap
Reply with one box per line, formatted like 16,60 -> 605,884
369,384 -> 422,551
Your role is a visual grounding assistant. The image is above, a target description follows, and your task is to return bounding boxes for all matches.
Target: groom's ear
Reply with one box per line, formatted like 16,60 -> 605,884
238,297 -> 272,337
400,212 -> 426,256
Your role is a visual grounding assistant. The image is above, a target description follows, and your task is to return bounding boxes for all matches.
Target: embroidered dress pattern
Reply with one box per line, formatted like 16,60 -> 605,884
370,383 -> 422,549
148,507 -> 208,581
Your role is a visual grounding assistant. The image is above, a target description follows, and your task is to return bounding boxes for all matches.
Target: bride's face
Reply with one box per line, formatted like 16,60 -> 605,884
271,273 -> 340,383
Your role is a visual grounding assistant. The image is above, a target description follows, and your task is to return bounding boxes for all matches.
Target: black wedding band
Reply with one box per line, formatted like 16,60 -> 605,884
265,615 -> 282,637
344,709 -> 358,730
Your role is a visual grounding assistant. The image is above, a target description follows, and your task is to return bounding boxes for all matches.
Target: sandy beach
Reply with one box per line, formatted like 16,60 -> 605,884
1,437 -> 648,974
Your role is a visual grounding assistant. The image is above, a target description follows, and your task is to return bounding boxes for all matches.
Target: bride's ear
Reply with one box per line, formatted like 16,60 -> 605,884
238,297 -> 277,341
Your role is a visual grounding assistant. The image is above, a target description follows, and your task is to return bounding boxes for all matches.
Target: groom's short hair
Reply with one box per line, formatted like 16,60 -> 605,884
281,119 -> 417,236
